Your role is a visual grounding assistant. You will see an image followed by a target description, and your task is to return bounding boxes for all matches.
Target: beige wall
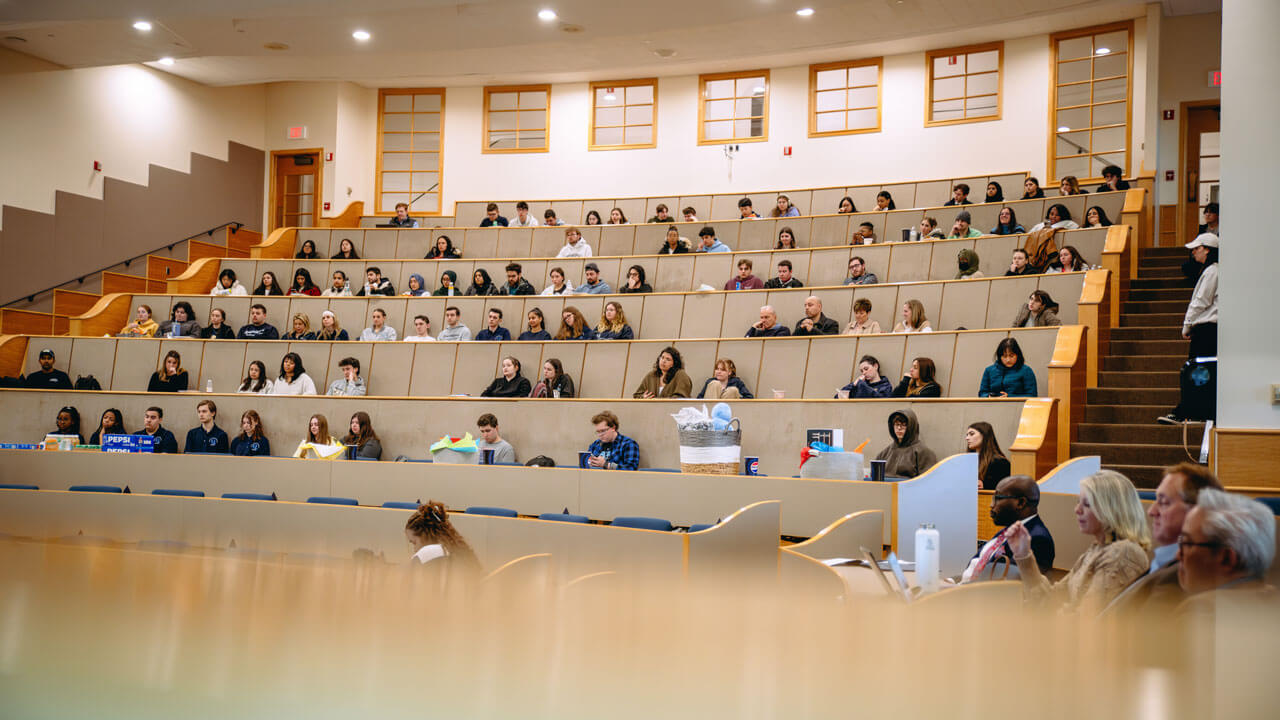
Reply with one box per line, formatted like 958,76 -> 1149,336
1154,12 -> 1221,207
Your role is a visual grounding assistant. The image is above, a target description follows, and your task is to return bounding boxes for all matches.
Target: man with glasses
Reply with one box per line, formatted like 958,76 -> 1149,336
1104,463 -> 1222,614
957,475 -> 1054,583
584,411 -> 639,471
842,256 -> 878,286
1176,489 -> 1276,602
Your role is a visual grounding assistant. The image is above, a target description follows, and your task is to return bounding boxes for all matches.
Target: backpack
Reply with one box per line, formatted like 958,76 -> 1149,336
1023,227 -> 1059,272
75,375 -> 102,390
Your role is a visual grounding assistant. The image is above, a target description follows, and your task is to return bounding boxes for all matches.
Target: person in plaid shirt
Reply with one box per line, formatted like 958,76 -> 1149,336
586,411 -> 639,471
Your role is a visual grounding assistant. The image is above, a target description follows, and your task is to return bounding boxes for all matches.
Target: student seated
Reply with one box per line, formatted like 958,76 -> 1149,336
772,195 -> 801,218
697,358 -> 753,399
1021,176 -> 1045,199
681,206 -> 698,223
764,260 -> 803,289
230,410 -> 271,456
875,191 -> 896,210
843,257 -> 877,285
530,358 -> 575,398
481,356 -> 532,398
557,227 -> 592,258
357,267 -> 395,296
695,227 -> 730,253
237,360 -> 271,394
475,413 -> 516,464
836,355 -> 892,399
576,263 -> 612,294
1084,206 -> 1113,228
342,411 -> 382,460
837,196 -> 857,214
282,312 -> 316,341
1029,203 -> 1080,232
620,265 -> 653,294
1005,249 -> 1033,276
594,301 -> 634,340
360,308 -> 398,341
23,348 -> 72,389
958,475 -> 1054,583
584,411 -> 640,471
287,268 -> 321,296
47,406 -> 84,444
157,301 -> 201,338
89,408 -> 126,445
1046,245 -> 1089,273
388,201 -> 419,228
947,211 -> 982,239
955,249 -> 984,279
965,421 -> 1011,490
1013,290 -> 1062,327
943,183 -> 972,206
556,306 -> 595,340
133,406 -> 178,453
405,314 -> 435,341
238,304 -> 280,340
518,308 -> 551,341
499,262 -> 536,296
314,310 -> 348,341
1095,165 -> 1131,193
725,259 -> 765,291
294,414 -> 344,459
584,210 -> 602,225
874,409 -> 937,479
479,202 -> 509,227
327,356 -> 367,396
648,203 -> 675,224
851,221 -> 877,244
1059,176 -> 1088,196
211,268 -> 248,296
979,338 -> 1037,398
918,217 -> 945,240
511,200 -> 538,228
475,308 -> 511,341
331,237 -> 360,260
119,304 -> 159,337
991,207 -> 1026,236
438,306 -> 472,341
270,352 -> 317,395
147,350 -> 190,392
401,273 -> 429,297
985,181 -> 1005,203
466,268 -> 499,296
633,346 -> 692,398
403,500 -> 482,572
775,226 -> 798,249
794,296 -> 840,336
657,226 -> 691,255
607,207 -> 628,225
543,209 -> 565,227
736,198 -> 759,220
183,399 -> 229,454
254,271 -> 284,296
433,270 -> 462,297
201,308 -> 236,339
846,298 -> 881,335
892,357 -> 942,398
425,234 -> 461,259
323,270 -> 353,297
746,305 -> 790,337
540,267 -> 575,296
893,299 -> 932,333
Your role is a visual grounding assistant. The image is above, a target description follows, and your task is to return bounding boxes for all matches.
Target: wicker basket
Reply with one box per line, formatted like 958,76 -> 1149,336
677,418 -> 742,475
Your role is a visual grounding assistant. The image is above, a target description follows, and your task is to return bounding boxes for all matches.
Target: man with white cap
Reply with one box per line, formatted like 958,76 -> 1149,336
1159,233 -> 1218,424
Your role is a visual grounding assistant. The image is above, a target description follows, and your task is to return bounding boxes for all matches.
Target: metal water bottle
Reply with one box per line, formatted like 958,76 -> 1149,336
915,523 -> 940,593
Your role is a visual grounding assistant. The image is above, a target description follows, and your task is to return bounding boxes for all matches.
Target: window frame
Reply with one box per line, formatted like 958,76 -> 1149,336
588,78 -> 658,151
808,58 -> 883,138
374,88 -> 446,217
1048,21 -> 1134,183
696,69 -> 770,146
924,42 -> 1004,127
482,84 -> 551,154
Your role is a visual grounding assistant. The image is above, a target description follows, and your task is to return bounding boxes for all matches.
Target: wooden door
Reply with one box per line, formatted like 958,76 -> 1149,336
271,150 -> 322,232
1179,105 -> 1220,244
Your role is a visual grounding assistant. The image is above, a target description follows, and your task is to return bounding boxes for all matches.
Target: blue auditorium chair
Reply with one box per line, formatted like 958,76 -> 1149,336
0,483 -> 39,490
538,512 -> 590,523
466,506 -> 518,517
152,489 -> 205,497
381,501 -> 421,510
611,516 -> 674,532
221,492 -> 276,501
307,496 -> 359,506
68,485 -> 124,493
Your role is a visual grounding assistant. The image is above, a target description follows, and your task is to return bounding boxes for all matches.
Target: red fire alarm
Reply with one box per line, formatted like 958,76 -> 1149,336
1165,171 -> 1175,181
1162,109 -> 1174,121
93,161 -> 102,172
783,146 -> 792,156
326,152 -> 334,162
323,201 -> 331,211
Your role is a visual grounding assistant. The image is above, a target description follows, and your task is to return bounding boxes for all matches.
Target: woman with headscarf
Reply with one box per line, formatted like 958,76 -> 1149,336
466,268 -> 498,296
432,270 -> 461,296
402,273 -> 430,296
955,248 -> 984,279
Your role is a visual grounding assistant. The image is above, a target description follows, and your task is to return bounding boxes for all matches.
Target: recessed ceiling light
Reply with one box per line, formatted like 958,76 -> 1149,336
752,85 -> 766,94
158,57 -> 175,66
1057,126 -> 1070,132
133,21 -> 152,32
538,9 -> 558,21
1095,47 -> 1111,55
796,8 -> 815,17
352,30 -> 371,41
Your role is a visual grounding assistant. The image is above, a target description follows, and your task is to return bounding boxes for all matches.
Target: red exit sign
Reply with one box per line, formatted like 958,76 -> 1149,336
1208,70 -> 1221,87
287,125 -> 308,140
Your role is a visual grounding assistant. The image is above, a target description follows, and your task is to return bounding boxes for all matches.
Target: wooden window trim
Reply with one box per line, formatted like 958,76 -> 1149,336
697,69 -> 770,146
483,84 -> 551,154
374,88 -> 446,216
924,42 -> 1004,127
1047,20 -> 1134,183
588,78 -> 658,151
808,58 -> 883,138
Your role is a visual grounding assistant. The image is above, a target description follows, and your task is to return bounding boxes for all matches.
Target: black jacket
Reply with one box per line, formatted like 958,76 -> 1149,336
200,324 -> 236,339
891,377 -> 942,398
23,369 -> 72,389
793,313 -> 839,336
134,426 -> 179,454
763,277 -> 804,289
481,374 -> 532,398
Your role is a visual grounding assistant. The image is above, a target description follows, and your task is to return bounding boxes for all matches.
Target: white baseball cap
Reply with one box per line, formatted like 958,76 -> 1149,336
1185,232 -> 1219,250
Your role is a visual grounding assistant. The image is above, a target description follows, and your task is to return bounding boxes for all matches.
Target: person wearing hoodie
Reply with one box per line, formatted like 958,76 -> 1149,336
1012,290 -> 1062,328
836,355 -> 893,399
210,268 -> 248,296
432,270 -> 461,296
724,258 -> 765,291
874,408 -> 938,479
481,357 -> 532,398
955,248 -> 984,279
402,273 -> 430,296
979,338 -> 1038,398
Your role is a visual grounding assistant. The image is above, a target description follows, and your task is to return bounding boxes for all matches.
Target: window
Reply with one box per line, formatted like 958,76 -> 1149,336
376,89 -> 444,215
1050,22 -> 1132,181
589,79 -> 657,150
698,70 -> 769,145
483,85 -> 550,153
809,59 -> 882,137
925,43 -> 1002,126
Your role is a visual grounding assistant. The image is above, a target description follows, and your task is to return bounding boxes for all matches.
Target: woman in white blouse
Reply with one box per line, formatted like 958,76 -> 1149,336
270,352 -> 317,395
893,299 -> 933,333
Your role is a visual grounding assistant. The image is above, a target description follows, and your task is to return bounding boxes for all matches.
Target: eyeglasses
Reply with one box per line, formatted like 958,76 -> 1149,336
1176,534 -> 1220,550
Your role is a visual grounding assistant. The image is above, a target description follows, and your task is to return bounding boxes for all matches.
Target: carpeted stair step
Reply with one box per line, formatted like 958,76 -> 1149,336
1077,422 -> 1207,444
1123,300 -> 1191,314
1096,370 -> 1181,388
1120,313 -> 1184,327
1129,278 -> 1193,290
1087,387 -> 1180,404
1083,404 -> 1174,424
1127,288 -> 1193,301
1142,247 -> 1193,258
1110,326 -> 1186,341
1101,355 -> 1186,372
1133,267 -> 1186,279
1072,442 -> 1201,467
1110,339 -> 1189,355
1138,256 -> 1187,268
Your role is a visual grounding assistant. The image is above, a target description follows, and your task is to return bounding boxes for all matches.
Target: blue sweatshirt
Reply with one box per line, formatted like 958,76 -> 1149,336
978,363 -> 1038,397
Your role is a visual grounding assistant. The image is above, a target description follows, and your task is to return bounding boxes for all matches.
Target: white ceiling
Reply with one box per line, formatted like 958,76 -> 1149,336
0,0 -> 1166,87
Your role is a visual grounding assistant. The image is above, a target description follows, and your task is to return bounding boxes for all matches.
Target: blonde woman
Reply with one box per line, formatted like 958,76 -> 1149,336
1006,470 -> 1151,615
892,299 -> 932,333
594,301 -> 634,340
314,310 -> 349,341
697,358 -> 753,399
293,413 -> 345,459
282,312 -> 315,340
119,304 -> 159,337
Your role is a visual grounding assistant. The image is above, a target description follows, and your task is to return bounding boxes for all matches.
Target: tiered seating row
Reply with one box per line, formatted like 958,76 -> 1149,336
7,327 -> 1067,400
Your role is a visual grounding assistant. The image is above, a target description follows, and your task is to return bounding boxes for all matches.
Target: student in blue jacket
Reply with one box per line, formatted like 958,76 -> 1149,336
836,355 -> 894,398
183,399 -> 230,453
979,338 -> 1038,398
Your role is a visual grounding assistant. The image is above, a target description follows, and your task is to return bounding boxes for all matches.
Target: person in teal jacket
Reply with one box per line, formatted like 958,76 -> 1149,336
979,338 -> 1038,397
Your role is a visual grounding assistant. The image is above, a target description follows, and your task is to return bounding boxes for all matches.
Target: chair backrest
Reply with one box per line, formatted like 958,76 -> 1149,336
1257,497 -> 1280,516
688,523 -> 717,533
538,512 -> 590,523
381,501 -> 421,510
611,516 -> 674,532
466,506 -> 518,518
0,483 -> 39,490
307,496 -> 359,506
68,485 -> 123,493
152,488 -> 206,497
221,492 -> 276,501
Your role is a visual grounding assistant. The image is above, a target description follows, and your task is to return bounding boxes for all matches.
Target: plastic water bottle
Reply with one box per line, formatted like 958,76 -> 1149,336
205,378 -> 213,393
735,281 -> 741,290
915,523 -> 940,593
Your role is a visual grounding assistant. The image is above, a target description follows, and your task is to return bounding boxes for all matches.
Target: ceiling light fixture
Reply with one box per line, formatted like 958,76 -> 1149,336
538,9 -> 558,21
352,30 -> 371,41
1095,47 -> 1111,55
158,57 -> 175,66
796,8 -> 815,17
133,21 -> 153,32
752,85 -> 766,94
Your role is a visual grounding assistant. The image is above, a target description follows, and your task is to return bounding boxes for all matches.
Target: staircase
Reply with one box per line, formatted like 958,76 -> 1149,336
1073,247 -> 1208,488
